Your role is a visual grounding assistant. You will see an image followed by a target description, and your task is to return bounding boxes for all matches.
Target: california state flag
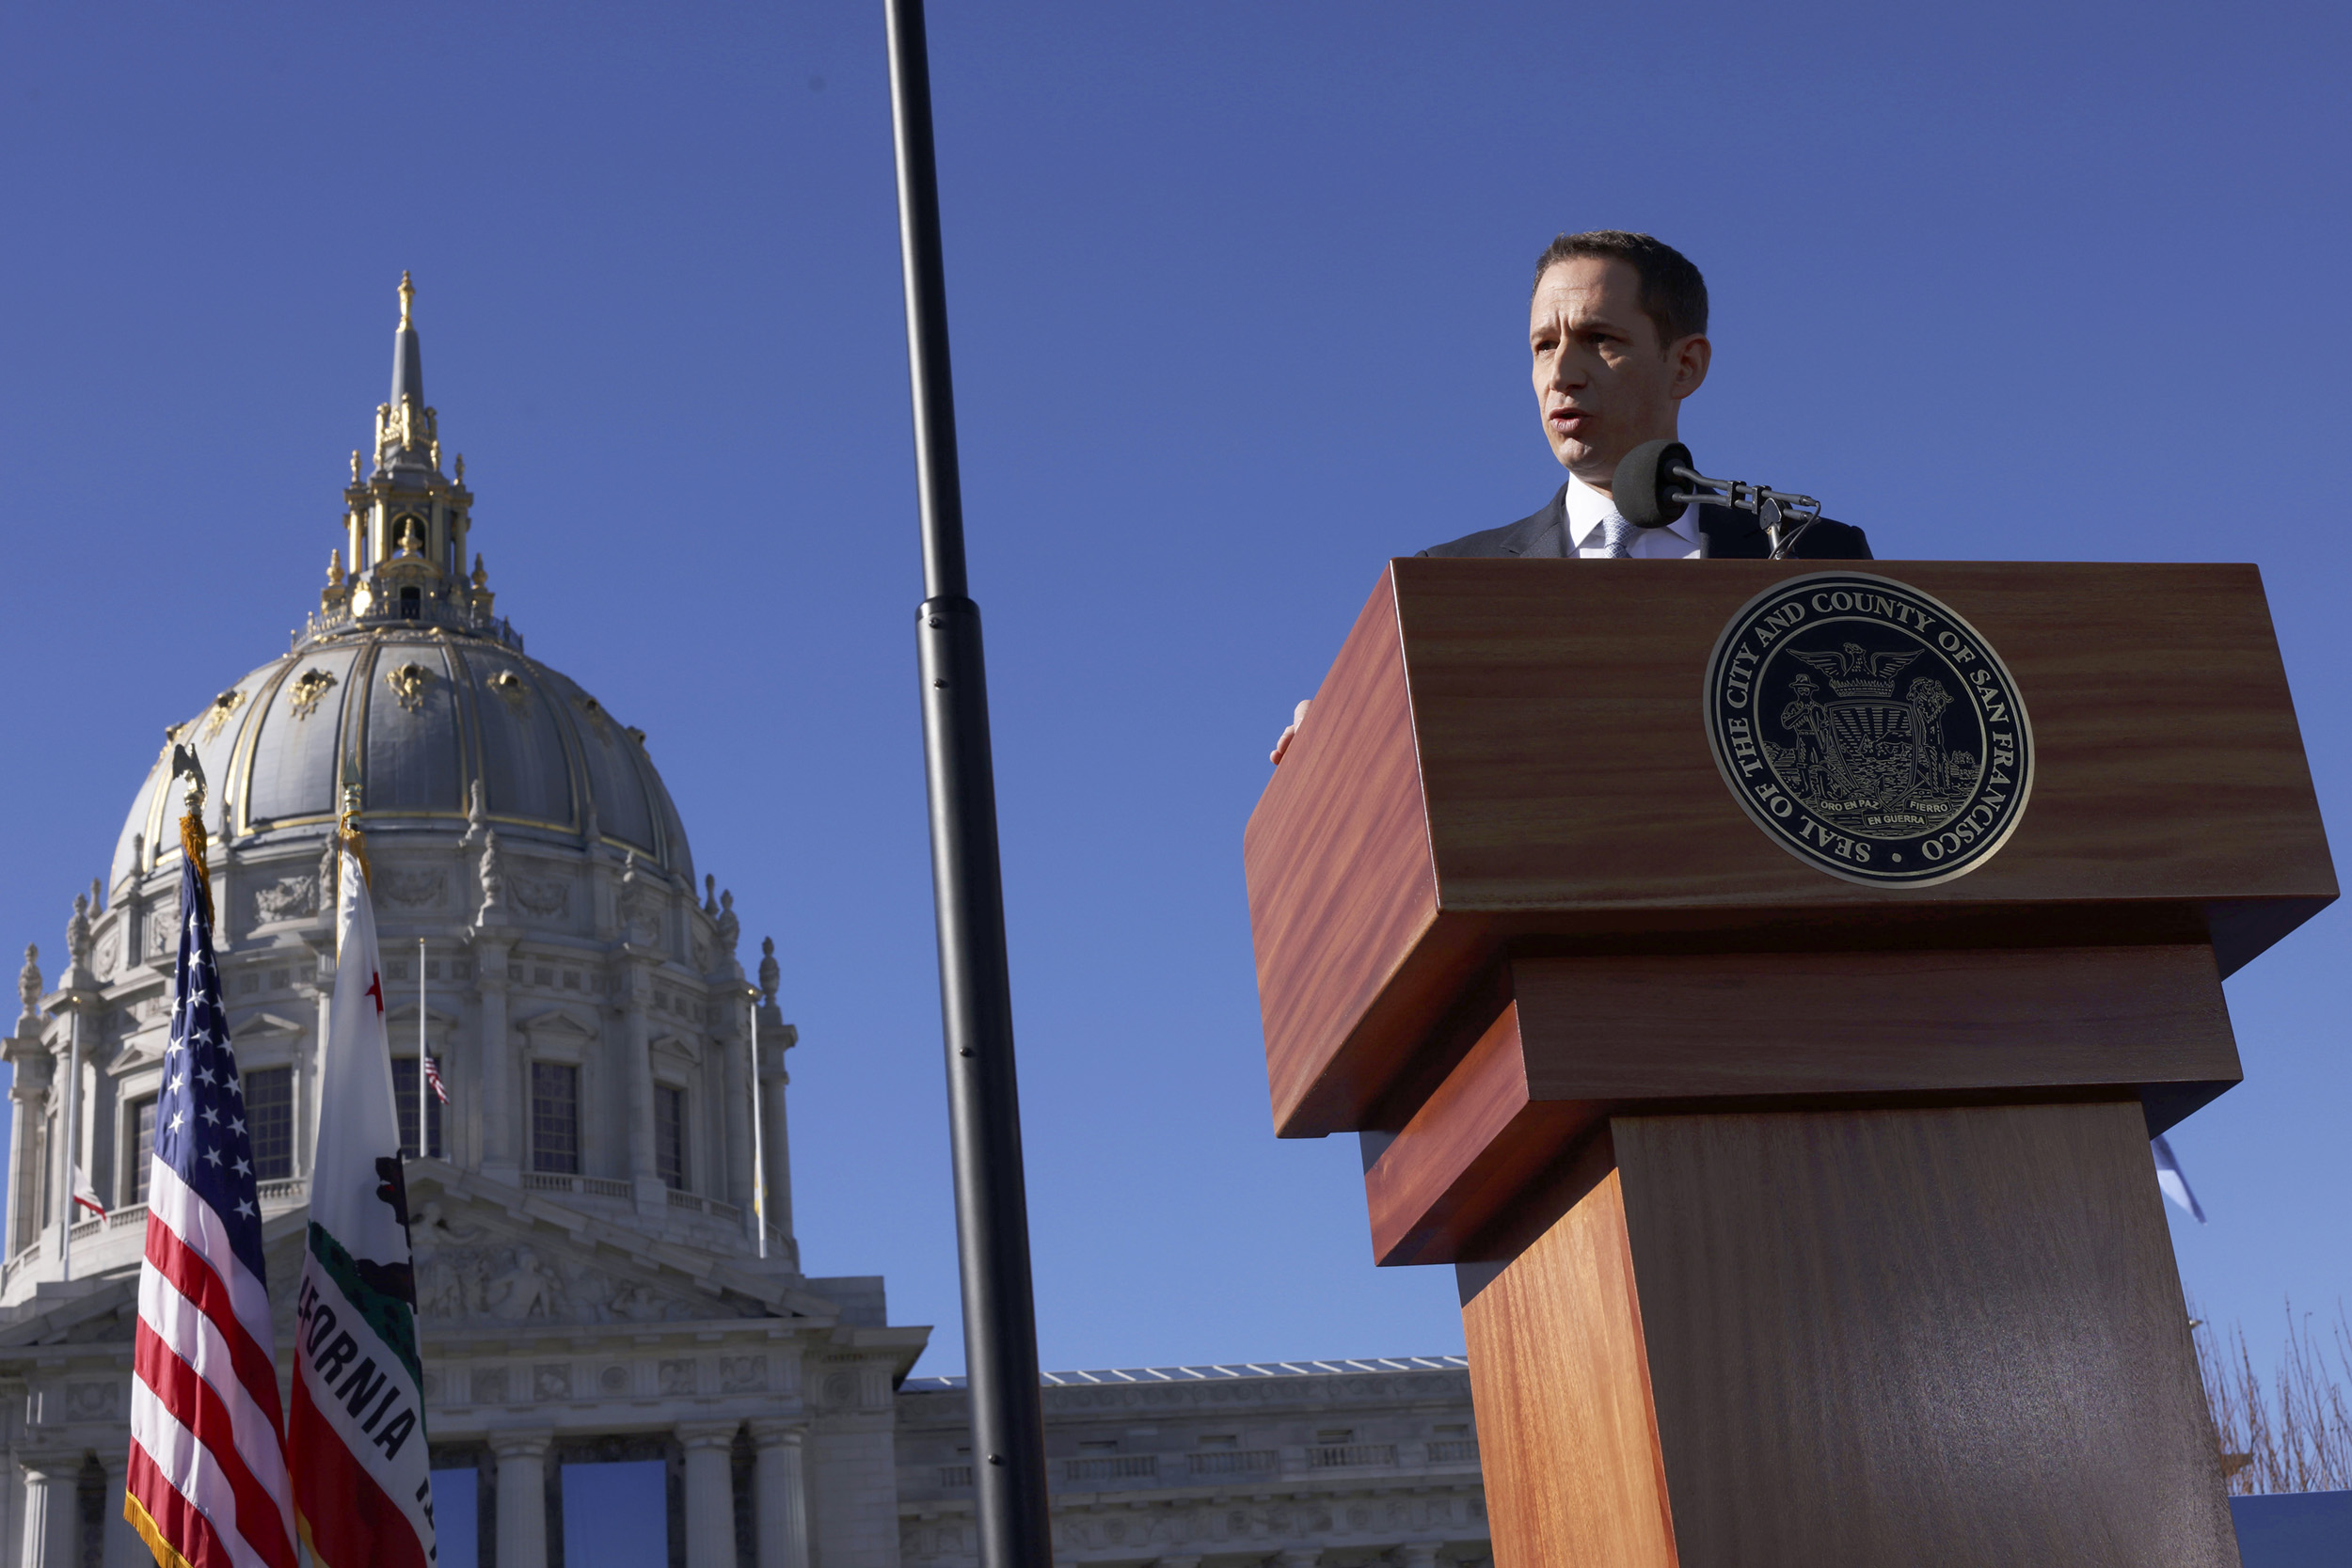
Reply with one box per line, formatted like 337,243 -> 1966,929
291,845 -> 437,1568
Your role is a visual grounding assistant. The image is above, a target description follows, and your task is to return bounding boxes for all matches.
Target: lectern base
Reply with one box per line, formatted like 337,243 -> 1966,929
1456,1101 -> 2239,1568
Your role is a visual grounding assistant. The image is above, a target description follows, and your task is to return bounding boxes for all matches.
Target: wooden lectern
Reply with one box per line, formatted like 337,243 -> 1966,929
1245,561 -> 2335,1568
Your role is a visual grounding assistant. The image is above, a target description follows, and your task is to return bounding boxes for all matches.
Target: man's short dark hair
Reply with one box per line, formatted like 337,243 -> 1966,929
1532,231 -> 1708,348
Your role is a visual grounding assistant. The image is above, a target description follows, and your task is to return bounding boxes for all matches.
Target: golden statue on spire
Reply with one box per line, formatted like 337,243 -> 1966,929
398,270 -> 415,329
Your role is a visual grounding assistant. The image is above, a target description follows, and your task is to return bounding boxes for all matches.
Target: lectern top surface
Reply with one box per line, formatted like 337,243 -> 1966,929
1245,559 -> 2336,1136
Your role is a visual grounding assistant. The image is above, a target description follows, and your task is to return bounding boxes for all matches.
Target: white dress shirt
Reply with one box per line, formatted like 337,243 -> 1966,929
1564,472 -> 1703,558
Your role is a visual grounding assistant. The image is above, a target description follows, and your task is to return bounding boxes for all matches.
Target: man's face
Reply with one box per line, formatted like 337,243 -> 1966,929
1529,256 -> 1709,493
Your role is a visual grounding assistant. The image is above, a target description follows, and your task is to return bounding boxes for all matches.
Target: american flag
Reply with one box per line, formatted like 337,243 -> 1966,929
422,1055 -> 447,1105
125,838 -> 297,1568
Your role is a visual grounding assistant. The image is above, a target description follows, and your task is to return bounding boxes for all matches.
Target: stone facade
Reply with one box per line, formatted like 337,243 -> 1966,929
0,281 -> 1492,1568
897,1360 -> 1490,1568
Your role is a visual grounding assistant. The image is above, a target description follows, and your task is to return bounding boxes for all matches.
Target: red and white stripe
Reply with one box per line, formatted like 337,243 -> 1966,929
127,1161 -> 296,1568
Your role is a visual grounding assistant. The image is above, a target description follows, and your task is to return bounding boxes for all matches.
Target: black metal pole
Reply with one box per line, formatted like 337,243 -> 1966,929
882,3 -> 1053,1563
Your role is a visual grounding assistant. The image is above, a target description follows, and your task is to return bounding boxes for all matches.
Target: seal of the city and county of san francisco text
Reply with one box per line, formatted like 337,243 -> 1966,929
1703,572 -> 2034,886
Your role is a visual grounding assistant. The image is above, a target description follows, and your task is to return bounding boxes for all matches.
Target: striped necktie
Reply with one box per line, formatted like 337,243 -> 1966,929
1600,512 -> 1640,558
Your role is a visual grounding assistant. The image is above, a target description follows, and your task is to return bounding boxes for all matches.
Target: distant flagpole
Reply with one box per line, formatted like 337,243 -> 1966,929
417,939 -> 428,1161
124,746 -> 296,1568
58,1008 -> 82,1282
745,986 -> 768,1259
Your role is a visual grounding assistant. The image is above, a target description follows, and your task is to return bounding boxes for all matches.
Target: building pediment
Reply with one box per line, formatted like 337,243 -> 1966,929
513,1004 -> 601,1039
230,1006 -> 312,1039
403,1169 -> 843,1331
407,1189 -> 756,1329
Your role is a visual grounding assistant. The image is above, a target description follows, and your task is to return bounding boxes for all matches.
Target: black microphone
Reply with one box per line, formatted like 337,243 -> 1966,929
1613,439 -> 1825,560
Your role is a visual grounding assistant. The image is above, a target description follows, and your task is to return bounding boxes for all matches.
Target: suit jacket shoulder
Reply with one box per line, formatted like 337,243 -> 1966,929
1419,486 -> 1872,561
1418,484 -> 1567,558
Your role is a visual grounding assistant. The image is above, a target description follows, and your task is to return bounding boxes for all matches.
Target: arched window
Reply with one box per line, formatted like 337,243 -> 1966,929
400,586 -> 421,619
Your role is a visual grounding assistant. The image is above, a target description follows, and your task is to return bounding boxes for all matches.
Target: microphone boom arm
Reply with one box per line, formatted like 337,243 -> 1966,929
1668,467 -> 1822,560
1612,439 -> 1825,560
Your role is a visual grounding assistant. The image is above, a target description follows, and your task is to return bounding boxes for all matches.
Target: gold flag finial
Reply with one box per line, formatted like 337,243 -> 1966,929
398,270 -> 415,329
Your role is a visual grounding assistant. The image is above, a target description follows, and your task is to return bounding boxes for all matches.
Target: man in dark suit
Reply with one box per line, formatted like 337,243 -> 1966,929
1272,231 -> 1868,761
1422,230 -> 1870,562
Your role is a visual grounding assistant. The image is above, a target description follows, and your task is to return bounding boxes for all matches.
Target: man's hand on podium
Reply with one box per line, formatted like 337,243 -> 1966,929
1270,699 -> 1311,765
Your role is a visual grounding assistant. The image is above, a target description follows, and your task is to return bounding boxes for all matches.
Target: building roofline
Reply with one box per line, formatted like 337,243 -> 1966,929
899,1354 -> 1468,1391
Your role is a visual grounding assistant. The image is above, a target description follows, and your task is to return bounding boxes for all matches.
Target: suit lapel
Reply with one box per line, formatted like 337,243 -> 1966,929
1497,483 -> 1570,558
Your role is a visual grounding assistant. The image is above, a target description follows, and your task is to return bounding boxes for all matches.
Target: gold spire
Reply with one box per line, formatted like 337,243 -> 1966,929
398,270 -> 415,329
327,548 -> 345,587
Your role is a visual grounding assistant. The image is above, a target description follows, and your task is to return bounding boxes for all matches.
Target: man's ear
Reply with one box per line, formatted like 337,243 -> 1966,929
1669,334 -> 1711,401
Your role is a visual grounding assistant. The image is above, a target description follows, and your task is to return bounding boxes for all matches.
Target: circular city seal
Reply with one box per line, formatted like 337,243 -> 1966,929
1703,573 -> 2033,886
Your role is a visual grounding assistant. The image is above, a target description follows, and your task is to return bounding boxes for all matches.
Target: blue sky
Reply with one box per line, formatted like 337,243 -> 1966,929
1,0 -> 2344,1396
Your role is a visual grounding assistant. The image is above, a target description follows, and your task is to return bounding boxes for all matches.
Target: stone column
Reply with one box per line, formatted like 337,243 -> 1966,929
747,1421 -> 809,1568
722,1001 -> 755,1216
475,937 -> 516,1183
677,1421 -> 740,1568
623,961 -> 660,1209
4,1040 -> 55,1257
51,1006 -> 83,1242
17,1452 -> 80,1568
492,1430 -> 553,1568
755,1018 -> 797,1254
100,1448 -> 139,1568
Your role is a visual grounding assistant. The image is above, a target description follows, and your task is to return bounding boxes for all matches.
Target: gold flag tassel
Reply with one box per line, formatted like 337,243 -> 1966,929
337,782 -> 373,889
168,744 -> 214,927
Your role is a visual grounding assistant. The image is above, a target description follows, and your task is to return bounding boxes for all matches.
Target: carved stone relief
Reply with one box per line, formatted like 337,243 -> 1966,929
201,689 -> 246,739
409,1205 -> 718,1328
378,869 -> 447,910
66,1381 -> 119,1418
575,695 -> 615,743
720,1355 -> 767,1393
288,668 -> 337,720
511,874 -> 569,919
146,896 -> 181,958
620,895 -> 660,948
387,661 -> 433,713
660,1360 -> 696,1395
252,876 -> 318,924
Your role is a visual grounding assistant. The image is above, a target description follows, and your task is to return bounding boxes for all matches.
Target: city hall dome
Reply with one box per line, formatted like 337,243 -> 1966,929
109,272 -> 691,890
110,627 -> 693,888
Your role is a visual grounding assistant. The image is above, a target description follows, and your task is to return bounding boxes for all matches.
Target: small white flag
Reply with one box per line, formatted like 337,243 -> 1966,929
71,1164 -> 107,1221
2152,1134 -> 2206,1224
